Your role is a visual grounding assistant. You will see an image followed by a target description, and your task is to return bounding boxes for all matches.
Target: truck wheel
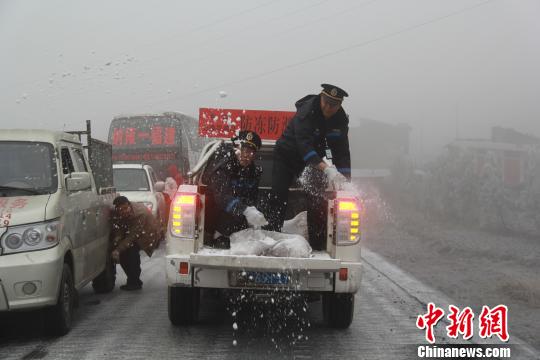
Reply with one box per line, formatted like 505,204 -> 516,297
45,263 -> 75,336
92,256 -> 116,294
168,286 -> 200,325
323,293 -> 355,329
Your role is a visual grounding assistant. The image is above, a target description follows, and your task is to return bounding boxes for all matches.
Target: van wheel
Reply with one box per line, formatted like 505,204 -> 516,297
323,293 -> 354,329
45,263 -> 75,336
92,256 -> 116,294
168,286 -> 200,325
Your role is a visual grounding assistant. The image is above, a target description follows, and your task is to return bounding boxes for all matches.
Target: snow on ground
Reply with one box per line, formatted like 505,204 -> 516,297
362,187 -> 540,350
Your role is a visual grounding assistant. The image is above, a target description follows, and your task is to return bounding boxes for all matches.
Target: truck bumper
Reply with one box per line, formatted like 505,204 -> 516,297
0,246 -> 64,311
165,251 -> 362,294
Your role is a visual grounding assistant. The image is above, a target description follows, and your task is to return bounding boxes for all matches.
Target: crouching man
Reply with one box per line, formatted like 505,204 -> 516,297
111,196 -> 161,291
202,130 -> 268,248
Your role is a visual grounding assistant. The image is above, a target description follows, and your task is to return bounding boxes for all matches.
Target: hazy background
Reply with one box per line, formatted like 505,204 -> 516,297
1,0 -> 539,163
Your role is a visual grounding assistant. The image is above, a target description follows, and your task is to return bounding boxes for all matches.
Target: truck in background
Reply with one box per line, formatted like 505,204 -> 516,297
108,112 -> 207,184
0,121 -> 116,335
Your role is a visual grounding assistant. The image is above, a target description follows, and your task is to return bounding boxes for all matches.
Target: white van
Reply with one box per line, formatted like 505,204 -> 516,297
0,123 -> 116,335
112,163 -> 167,230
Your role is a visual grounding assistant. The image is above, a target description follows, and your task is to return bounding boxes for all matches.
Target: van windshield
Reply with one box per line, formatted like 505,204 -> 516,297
0,142 -> 58,196
113,168 -> 150,191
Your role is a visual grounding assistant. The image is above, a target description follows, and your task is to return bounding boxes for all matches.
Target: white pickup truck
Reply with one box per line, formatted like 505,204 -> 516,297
0,121 -> 116,335
165,140 -> 362,328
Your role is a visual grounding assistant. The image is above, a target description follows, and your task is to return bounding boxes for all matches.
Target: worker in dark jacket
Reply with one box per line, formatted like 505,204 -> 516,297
266,84 -> 351,250
202,130 -> 267,248
111,196 -> 161,291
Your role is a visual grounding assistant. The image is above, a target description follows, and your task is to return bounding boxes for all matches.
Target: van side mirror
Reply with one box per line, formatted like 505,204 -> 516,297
66,172 -> 92,191
154,181 -> 165,192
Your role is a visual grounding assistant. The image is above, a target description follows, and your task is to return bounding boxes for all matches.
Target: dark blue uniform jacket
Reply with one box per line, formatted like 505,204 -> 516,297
275,94 -> 351,179
202,143 -> 262,218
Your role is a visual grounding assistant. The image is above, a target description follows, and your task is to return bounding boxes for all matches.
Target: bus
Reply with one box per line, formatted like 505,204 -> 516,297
108,112 -> 205,183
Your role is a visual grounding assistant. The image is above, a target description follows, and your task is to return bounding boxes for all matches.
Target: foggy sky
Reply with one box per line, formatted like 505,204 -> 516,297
1,0 -> 539,163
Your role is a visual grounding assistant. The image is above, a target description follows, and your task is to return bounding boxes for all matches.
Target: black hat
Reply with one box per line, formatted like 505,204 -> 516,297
235,130 -> 261,150
321,84 -> 348,103
113,195 -> 130,207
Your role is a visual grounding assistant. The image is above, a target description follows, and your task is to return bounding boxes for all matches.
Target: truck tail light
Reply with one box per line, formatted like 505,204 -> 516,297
335,198 -> 361,245
339,267 -> 348,281
179,261 -> 189,275
170,193 -> 197,238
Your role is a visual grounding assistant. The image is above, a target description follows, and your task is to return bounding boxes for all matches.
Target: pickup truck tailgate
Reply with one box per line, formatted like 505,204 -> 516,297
190,249 -> 341,272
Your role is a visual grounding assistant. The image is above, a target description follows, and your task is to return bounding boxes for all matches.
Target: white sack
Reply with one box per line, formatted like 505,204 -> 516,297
230,229 -> 277,255
282,211 -> 308,239
268,236 -> 312,258
229,228 -> 311,258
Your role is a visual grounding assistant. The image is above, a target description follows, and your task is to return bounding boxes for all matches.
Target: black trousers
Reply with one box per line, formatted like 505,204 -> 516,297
119,244 -> 142,286
266,148 -> 328,250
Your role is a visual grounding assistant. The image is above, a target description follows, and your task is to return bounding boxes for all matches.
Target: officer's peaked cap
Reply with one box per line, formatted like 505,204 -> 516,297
321,84 -> 348,102
236,130 -> 261,150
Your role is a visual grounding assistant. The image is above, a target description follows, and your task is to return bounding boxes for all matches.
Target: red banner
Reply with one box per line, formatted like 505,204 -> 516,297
199,108 -> 295,140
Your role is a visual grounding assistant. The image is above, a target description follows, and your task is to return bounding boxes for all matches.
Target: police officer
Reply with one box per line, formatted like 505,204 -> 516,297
203,130 -> 267,248
266,84 -> 351,250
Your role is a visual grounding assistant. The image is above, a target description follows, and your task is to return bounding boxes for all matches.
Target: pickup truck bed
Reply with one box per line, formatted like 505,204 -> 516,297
165,141 -> 362,328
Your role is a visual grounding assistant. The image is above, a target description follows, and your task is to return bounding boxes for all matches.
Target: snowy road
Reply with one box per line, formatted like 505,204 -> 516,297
1,247 -> 537,360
